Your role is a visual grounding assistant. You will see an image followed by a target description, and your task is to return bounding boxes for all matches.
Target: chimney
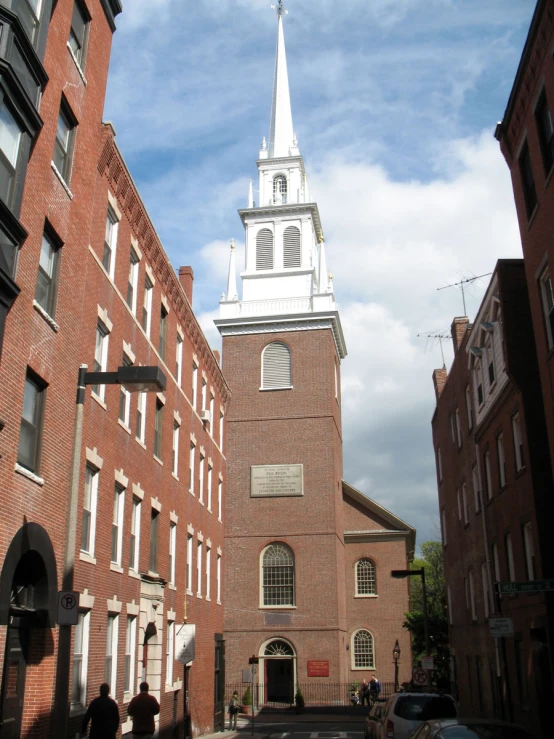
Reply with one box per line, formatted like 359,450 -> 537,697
179,266 -> 194,305
451,316 -> 469,354
432,368 -> 448,402
213,350 -> 221,365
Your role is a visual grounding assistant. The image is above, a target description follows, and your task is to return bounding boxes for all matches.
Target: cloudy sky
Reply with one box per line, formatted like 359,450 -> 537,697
104,0 -> 534,549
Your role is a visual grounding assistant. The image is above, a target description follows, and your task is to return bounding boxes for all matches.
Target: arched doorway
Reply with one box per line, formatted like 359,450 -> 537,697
263,639 -> 296,705
0,523 -> 57,739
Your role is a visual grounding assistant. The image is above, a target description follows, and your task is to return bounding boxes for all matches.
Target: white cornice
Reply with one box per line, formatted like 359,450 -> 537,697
239,202 -> 322,240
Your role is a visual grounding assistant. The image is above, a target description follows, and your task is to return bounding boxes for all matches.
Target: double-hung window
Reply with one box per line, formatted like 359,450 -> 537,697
53,101 -> 77,184
35,230 -> 61,317
206,546 -> 211,600
119,353 -> 133,428
136,392 -> 146,444
186,533 -> 193,593
189,443 -> 195,494
465,385 -> 473,430
172,421 -> 180,477
512,413 -> 525,471
219,411 -> 224,450
539,267 -> 554,349
81,465 -> 99,555
142,276 -> 153,336
103,206 -> 118,278
0,102 -> 23,208
166,620 -> 174,686
218,479 -> 222,521
217,553 -> 221,603
522,522 -> 535,580
535,89 -> 554,174
197,540 -> 203,597
149,509 -> 159,573
129,497 -> 141,572
105,614 -> 118,690
111,484 -> 125,567
18,0 -> 43,47
207,464 -> 213,511
158,305 -> 168,361
497,434 -> 506,488
18,371 -> 46,474
518,140 -> 537,220
169,523 -> 176,586
154,399 -> 163,459
176,335 -> 183,386
201,378 -> 207,411
199,453 -> 205,504
472,466 -> 480,513
71,610 -> 90,708
127,247 -> 139,313
124,616 -> 137,695
484,451 -> 493,501
192,362 -> 198,408
68,1 -> 89,69
481,564 -> 490,618
92,320 -> 109,400
485,337 -> 495,386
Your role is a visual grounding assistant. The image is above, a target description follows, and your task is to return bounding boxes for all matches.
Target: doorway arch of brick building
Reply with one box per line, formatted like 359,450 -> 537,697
259,637 -> 296,706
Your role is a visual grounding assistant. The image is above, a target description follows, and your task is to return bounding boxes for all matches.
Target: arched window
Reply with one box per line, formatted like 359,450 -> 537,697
352,629 -> 375,669
264,639 -> 294,656
356,559 -> 377,596
261,342 -> 291,389
256,228 -> 274,270
283,226 -> 301,268
273,175 -> 287,205
262,543 -> 295,606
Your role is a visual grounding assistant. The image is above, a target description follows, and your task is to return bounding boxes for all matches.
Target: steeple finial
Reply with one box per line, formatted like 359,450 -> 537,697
271,0 -> 287,17
269,1 -> 295,158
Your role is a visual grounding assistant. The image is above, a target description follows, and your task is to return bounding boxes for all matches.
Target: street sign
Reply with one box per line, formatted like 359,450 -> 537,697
489,616 -> 514,637
497,579 -> 554,595
175,624 -> 196,664
421,656 -> 434,670
57,591 -> 79,625
412,668 -> 428,686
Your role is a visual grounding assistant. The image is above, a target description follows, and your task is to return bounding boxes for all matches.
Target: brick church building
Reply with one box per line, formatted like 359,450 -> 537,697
216,3 -> 415,700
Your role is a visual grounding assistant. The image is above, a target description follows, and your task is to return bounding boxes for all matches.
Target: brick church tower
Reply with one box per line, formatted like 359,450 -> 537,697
215,1 -> 349,698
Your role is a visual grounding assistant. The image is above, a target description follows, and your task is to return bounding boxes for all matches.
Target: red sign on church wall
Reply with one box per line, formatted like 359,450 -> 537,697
307,660 -> 329,677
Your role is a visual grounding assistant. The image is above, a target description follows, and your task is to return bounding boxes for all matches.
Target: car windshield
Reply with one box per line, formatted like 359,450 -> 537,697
438,725 -> 532,739
394,696 -> 457,721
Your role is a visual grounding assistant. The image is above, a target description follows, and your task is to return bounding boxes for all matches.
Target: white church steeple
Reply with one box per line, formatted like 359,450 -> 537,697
217,3 -> 346,360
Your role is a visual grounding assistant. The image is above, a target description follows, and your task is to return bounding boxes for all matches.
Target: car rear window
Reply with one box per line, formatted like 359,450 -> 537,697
394,696 -> 457,721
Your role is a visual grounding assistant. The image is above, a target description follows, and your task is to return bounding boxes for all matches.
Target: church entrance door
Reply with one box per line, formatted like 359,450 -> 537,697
266,658 -> 293,703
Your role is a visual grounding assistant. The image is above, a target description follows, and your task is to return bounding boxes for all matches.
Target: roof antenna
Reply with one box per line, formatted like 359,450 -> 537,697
437,272 -> 492,315
417,330 -> 450,369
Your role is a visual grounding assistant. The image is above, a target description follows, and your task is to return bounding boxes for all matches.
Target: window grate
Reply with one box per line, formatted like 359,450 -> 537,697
262,342 -> 291,388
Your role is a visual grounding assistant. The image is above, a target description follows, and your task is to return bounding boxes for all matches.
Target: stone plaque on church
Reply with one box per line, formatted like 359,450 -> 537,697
250,464 -> 304,497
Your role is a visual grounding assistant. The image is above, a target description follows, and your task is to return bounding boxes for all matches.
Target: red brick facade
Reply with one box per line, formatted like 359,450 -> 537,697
0,3 -> 228,738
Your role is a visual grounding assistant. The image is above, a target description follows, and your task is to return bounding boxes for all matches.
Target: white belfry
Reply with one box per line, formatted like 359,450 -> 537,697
216,4 -> 346,360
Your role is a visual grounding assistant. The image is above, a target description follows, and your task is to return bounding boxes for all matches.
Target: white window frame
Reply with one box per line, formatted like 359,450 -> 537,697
219,411 -> 224,450
355,559 -> 377,596
176,335 -> 183,387
523,522 -> 535,580
469,570 -> 477,621
472,467 -> 480,513
81,465 -> 99,556
197,540 -> 203,597
210,392 -> 215,429
218,479 -> 222,521
506,533 -> 516,582
206,546 -> 211,600
172,421 -> 180,477
142,276 -> 154,338
351,629 -> 375,670
166,620 -> 175,686
169,522 -> 176,586
71,610 -> 91,709
129,497 -> 141,573
199,454 -> 205,504
119,353 -> 133,429
105,613 -> 119,693
497,434 -> 506,487
475,362 -> 484,407
186,533 -> 193,594
192,362 -> 198,409
103,205 -> 119,280
261,543 -> 295,607
512,413 -> 525,471
201,378 -> 207,411
111,483 -> 125,566
127,246 -> 139,315
136,391 -> 146,445
217,553 -> 221,604
485,335 -> 495,388
189,444 -> 195,496
124,615 -> 137,696
207,464 -> 213,511
92,320 -> 110,401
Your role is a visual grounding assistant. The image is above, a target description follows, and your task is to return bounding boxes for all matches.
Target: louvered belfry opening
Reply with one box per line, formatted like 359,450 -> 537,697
262,341 -> 291,388
256,228 -> 274,270
283,226 -> 301,268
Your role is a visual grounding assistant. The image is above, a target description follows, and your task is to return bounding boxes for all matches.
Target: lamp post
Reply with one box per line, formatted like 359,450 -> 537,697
391,568 -> 430,659
392,639 -> 401,693
53,363 -> 166,739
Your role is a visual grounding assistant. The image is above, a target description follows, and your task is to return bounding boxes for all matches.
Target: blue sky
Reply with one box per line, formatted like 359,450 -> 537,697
104,0 -> 534,549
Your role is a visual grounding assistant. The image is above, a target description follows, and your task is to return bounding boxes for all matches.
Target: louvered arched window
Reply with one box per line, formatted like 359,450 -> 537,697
262,543 -> 295,606
256,229 -> 274,270
352,629 -> 375,669
273,175 -> 287,205
356,559 -> 377,596
283,226 -> 301,268
261,342 -> 291,389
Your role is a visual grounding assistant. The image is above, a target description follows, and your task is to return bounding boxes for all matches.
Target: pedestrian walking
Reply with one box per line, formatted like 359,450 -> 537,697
359,679 -> 370,706
369,676 -> 381,706
229,690 -> 240,730
127,681 -> 160,739
81,683 -> 120,739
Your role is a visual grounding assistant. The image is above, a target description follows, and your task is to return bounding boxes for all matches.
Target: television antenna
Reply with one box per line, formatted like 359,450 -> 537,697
417,330 -> 450,369
437,272 -> 492,315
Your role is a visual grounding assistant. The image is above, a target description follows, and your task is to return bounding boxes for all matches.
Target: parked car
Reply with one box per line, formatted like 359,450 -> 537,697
369,692 -> 458,739
364,702 -> 386,739
411,718 -> 535,739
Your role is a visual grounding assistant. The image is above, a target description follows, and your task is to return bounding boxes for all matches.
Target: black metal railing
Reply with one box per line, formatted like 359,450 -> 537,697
225,682 -> 395,708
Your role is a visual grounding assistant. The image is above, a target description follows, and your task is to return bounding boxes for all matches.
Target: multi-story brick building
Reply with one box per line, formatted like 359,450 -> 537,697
0,3 -> 228,738
215,4 -> 415,700
431,261 -> 553,739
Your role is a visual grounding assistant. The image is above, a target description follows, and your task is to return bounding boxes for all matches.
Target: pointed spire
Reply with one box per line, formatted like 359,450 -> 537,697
318,238 -> 329,293
226,239 -> 238,301
248,179 -> 253,208
269,6 -> 295,158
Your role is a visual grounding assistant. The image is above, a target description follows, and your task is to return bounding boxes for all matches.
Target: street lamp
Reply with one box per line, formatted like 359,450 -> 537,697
53,363 -> 166,739
391,568 -> 430,658
392,639 -> 401,693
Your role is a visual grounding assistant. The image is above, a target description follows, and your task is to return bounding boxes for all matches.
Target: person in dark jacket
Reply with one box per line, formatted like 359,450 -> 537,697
128,681 -> 160,738
81,683 -> 120,739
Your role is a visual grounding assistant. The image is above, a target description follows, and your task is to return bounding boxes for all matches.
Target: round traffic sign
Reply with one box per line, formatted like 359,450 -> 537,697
61,593 -> 77,610
412,668 -> 428,686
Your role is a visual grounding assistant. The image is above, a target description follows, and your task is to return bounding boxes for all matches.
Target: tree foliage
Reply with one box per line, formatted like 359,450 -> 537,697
402,540 -> 450,683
